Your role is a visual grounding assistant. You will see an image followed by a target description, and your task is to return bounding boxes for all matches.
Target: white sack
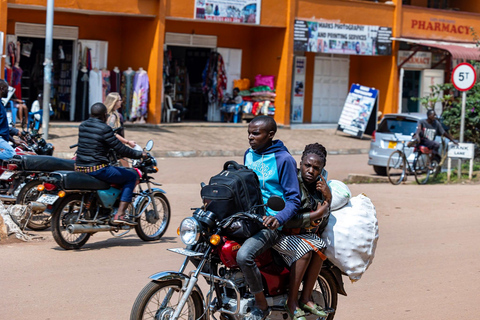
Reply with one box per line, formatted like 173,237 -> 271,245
321,194 -> 379,281
327,180 -> 351,211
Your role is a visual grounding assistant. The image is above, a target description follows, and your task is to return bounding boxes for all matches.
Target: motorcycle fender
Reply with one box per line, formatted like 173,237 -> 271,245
133,188 -> 167,207
149,271 -> 204,298
327,266 -> 347,296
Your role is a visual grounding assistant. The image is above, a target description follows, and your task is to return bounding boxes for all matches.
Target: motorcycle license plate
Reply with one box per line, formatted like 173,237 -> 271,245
37,194 -> 59,205
0,171 -> 14,180
388,141 -> 397,149
168,248 -> 203,257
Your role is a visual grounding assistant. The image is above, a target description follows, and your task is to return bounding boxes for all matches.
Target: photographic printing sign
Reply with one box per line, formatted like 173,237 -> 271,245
194,0 -> 261,24
337,84 -> 379,137
294,19 -> 392,56
291,56 -> 306,123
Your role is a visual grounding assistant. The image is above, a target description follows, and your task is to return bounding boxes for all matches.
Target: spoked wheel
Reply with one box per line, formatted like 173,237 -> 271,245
414,153 -> 432,185
51,194 -> 91,250
311,270 -> 338,320
130,280 -> 204,320
387,150 -> 407,185
17,180 -> 51,231
134,192 -> 170,241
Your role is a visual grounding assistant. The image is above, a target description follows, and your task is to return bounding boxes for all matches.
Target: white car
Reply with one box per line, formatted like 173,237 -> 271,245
368,113 -> 443,176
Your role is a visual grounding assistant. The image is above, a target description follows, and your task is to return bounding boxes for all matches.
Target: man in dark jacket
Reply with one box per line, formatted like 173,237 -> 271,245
75,103 -> 147,225
0,80 -> 16,160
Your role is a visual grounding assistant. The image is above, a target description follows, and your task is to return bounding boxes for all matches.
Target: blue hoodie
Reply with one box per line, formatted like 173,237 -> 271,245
244,140 -> 301,226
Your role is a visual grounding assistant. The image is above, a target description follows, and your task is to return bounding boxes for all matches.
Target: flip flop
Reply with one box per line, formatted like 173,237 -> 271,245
299,302 -> 327,317
285,302 -> 307,320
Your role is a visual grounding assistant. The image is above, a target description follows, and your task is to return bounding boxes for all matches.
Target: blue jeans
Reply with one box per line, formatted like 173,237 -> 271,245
0,137 -> 15,160
88,166 -> 137,202
236,228 -> 281,294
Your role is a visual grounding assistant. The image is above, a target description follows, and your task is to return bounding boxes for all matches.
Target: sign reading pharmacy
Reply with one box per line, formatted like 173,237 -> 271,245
294,20 -> 392,56
195,0 -> 261,24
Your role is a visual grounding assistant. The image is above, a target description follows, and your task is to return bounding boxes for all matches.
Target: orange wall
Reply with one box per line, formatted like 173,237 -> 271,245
402,6 -> 480,42
303,52 -> 315,122
297,0 -> 394,27
167,0 -> 288,27
1,0 -> 7,76
7,0 -> 157,16
455,1 -> 480,13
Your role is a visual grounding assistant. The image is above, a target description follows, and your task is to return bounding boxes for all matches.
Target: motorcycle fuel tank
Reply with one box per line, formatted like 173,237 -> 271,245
218,239 -> 241,268
97,187 -> 122,208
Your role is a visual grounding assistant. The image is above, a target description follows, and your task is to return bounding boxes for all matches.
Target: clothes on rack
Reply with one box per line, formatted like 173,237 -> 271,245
89,68 -> 103,108
202,52 -> 227,104
101,69 -> 111,102
121,68 -> 135,120
130,69 -> 149,120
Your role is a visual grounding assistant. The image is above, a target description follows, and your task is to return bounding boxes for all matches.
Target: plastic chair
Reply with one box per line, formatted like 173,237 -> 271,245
5,101 -> 18,126
164,96 -> 178,123
27,109 -> 54,133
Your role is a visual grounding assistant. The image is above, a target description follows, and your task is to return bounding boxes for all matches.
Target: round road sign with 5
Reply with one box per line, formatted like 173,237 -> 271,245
452,63 -> 477,91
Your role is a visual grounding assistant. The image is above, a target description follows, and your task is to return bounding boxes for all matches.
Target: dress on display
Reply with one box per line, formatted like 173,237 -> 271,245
101,69 -> 111,102
121,70 -> 135,120
75,69 -> 89,121
88,69 -> 103,109
130,70 -> 149,120
110,69 -> 121,93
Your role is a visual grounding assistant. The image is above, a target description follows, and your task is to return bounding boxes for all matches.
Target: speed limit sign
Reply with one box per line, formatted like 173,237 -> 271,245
452,63 -> 477,91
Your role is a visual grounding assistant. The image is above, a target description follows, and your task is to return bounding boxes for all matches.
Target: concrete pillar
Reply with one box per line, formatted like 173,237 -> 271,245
0,0 -> 8,78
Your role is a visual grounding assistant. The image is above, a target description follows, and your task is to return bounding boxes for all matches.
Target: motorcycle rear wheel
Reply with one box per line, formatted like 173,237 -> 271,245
313,270 -> 338,320
130,280 -> 204,320
17,179 -> 50,231
51,194 -> 90,250
134,192 -> 170,241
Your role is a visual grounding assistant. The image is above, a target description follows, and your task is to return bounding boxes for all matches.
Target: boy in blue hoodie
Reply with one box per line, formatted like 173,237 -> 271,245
237,115 -> 301,320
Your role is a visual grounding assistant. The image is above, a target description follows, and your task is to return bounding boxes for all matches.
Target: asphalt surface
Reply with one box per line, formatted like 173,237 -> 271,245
40,121 -> 372,159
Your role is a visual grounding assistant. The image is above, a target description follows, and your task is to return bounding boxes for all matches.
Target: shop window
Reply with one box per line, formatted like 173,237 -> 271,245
427,0 -> 449,9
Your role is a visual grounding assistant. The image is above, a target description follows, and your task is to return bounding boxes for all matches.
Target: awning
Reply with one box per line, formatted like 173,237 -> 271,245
392,37 -> 480,61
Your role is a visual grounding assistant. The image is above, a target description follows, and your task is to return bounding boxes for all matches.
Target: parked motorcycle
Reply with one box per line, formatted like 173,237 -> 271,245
41,140 -> 170,250
130,196 -> 346,320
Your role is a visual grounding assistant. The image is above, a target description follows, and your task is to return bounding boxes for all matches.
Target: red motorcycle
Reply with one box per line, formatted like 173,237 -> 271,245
131,196 -> 346,320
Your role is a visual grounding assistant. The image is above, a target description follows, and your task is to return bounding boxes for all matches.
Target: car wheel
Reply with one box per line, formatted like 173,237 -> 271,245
373,165 -> 387,176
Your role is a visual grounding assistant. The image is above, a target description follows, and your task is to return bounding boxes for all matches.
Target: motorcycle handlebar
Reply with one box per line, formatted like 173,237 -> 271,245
69,144 -> 78,149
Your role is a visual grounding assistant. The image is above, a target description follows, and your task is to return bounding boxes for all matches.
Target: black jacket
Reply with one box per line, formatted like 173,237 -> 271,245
75,117 -> 142,167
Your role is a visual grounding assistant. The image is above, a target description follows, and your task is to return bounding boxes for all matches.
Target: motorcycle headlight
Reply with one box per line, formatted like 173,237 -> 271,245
179,217 -> 201,246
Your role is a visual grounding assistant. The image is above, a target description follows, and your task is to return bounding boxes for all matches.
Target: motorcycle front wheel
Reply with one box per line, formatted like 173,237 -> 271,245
51,194 -> 90,250
130,280 -> 204,320
312,270 -> 338,320
134,192 -> 170,241
17,179 -> 50,231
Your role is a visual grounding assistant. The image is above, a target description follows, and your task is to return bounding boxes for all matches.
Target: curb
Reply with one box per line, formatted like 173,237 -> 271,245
54,148 -> 369,160
345,173 -> 389,184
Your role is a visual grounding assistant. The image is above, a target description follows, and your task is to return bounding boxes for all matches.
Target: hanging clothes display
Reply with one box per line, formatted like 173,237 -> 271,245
110,67 -> 121,93
121,68 -> 135,120
89,68 -> 103,109
11,65 -> 23,100
101,69 -> 111,102
202,52 -> 227,104
130,68 -> 150,121
75,67 -> 89,121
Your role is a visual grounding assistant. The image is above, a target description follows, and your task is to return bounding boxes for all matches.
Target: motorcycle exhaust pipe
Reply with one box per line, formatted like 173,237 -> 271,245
0,194 -> 17,203
67,224 -> 128,234
28,201 -> 47,214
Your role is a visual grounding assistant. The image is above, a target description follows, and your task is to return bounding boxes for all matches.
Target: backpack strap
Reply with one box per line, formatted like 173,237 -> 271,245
223,160 -> 244,170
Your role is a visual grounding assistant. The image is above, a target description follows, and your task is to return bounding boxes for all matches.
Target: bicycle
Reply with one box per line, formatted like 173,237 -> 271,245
386,133 -> 435,185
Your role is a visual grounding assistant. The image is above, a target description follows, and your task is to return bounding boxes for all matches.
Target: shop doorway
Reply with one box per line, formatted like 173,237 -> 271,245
311,55 -> 349,123
164,46 -> 212,121
401,70 -> 421,113
18,37 -> 74,121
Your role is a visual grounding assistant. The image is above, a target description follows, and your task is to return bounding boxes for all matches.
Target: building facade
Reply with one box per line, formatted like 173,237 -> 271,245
1,0 -> 480,125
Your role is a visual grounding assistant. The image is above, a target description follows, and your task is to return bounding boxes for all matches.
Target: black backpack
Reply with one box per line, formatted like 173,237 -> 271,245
201,160 -> 264,221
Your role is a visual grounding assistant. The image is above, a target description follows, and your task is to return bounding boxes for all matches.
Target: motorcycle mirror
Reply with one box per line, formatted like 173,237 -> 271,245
200,182 -> 206,188
267,196 -> 285,212
145,140 -> 154,151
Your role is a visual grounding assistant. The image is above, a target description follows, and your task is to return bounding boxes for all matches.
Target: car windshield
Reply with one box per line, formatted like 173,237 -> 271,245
377,117 -> 418,136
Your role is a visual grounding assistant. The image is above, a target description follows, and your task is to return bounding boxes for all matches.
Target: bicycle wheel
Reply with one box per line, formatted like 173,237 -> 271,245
414,153 -> 431,184
387,150 -> 406,185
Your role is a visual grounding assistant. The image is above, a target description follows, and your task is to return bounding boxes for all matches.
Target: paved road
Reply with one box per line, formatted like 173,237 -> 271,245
1,155 -> 479,319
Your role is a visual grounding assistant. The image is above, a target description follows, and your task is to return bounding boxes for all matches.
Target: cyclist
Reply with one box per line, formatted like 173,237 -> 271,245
414,109 -> 458,154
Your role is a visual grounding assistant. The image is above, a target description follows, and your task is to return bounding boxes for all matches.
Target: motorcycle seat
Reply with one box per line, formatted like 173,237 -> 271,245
52,171 -> 111,190
13,155 -> 75,172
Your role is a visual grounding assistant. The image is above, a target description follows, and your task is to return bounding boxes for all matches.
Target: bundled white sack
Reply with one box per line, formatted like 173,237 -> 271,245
321,194 -> 379,281
327,180 -> 351,211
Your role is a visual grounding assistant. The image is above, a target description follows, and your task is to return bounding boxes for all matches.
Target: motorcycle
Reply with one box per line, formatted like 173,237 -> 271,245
130,195 -> 346,320
41,140 -> 170,250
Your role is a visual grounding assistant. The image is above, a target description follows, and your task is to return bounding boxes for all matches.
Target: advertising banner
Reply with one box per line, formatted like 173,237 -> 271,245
398,50 -> 432,69
337,84 -> 379,138
294,19 -> 392,56
195,0 -> 261,24
291,56 -> 306,123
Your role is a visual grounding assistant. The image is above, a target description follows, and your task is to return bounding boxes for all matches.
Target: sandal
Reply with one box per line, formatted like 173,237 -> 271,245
285,302 -> 307,320
299,302 -> 327,317
112,214 -> 137,226
245,306 -> 270,320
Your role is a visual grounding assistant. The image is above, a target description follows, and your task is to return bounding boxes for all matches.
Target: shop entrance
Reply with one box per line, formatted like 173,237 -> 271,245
401,70 -> 421,113
17,37 -> 74,121
164,46 -> 212,121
